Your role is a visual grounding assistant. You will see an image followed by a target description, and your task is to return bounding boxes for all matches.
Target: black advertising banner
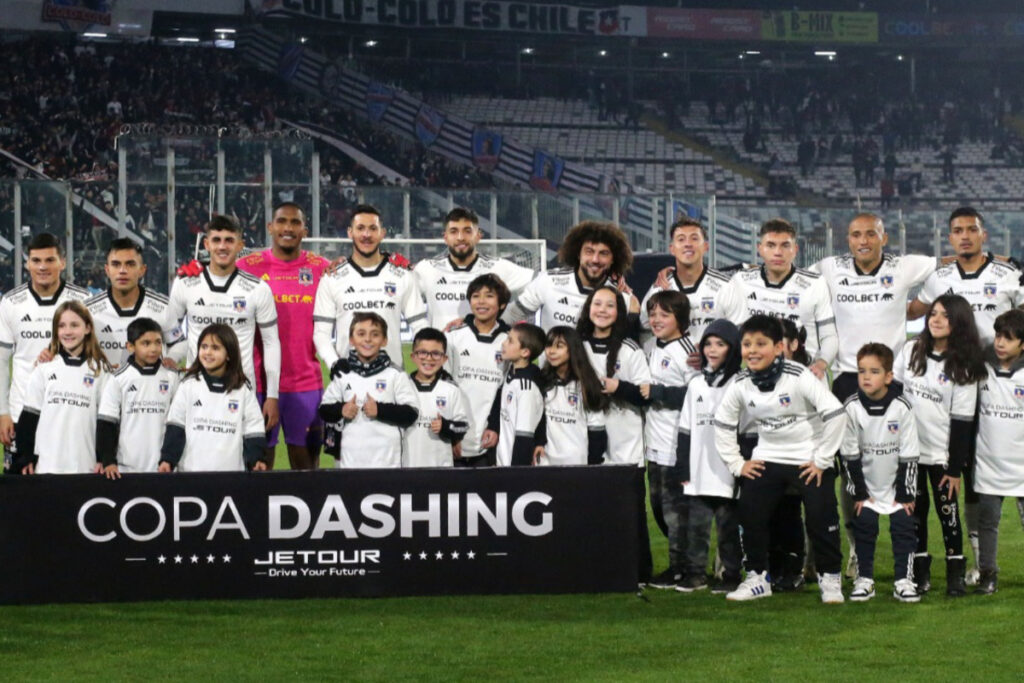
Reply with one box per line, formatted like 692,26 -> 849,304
0,466 -> 641,604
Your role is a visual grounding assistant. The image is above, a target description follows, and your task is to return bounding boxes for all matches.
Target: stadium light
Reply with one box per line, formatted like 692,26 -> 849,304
176,37 -> 200,43
598,50 -> 607,57
214,28 -> 236,33
661,52 -> 670,58
522,47 -> 533,55
365,40 -> 378,47
897,54 -> 905,61
745,51 -> 761,55
300,37 -> 308,43
814,51 -> 836,57
82,32 -> 107,38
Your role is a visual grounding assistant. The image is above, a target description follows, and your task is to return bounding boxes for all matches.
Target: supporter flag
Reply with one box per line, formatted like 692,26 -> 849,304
366,82 -> 395,122
277,43 -> 304,81
529,150 -> 564,192
414,104 -> 445,147
472,128 -> 503,171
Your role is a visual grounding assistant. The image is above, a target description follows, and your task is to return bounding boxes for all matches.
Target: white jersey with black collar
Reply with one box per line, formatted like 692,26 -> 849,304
643,335 -> 699,465
974,360 -> 1024,496
584,337 -> 651,465
505,268 -> 636,330
404,374 -> 470,468
538,377 -> 606,466
639,266 -> 730,341
313,254 -> 427,367
0,280 -> 90,420
678,373 -> 743,499
445,317 -> 509,458
97,357 -> 180,472
413,252 -> 535,328
717,265 -> 837,367
917,256 -> 1024,344
840,392 -> 920,507
812,253 -> 936,373
166,269 -> 281,397
86,287 -> 185,369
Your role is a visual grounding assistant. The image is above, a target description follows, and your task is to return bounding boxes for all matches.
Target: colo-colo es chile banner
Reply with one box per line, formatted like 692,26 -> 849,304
0,467 -> 641,604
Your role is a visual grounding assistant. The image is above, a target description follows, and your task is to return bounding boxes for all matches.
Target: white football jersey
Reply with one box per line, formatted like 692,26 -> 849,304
413,252 -> 535,328
643,336 -> 699,465
678,373 -> 741,499
404,375 -> 470,468
313,256 -> 427,367
86,287 -> 185,368
165,373 -> 265,472
974,360 -> 1024,496
893,344 -> 978,467
445,318 -> 509,458
505,268 -> 636,330
639,267 -> 730,342
537,377 -> 606,466
494,365 -> 545,468
717,265 -> 837,366
166,269 -> 280,396
322,365 -> 419,468
812,254 -> 935,373
0,280 -> 90,420
840,392 -> 920,507
917,257 -> 1024,344
21,352 -> 108,473
584,337 -> 651,466
97,358 -> 180,472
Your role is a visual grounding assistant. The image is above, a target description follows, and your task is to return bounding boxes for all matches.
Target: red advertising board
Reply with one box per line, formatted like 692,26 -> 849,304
647,8 -> 760,40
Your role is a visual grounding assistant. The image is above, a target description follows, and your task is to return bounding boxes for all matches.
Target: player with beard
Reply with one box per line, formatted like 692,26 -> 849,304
314,204 -> 427,373
504,220 -> 639,333
413,207 -> 535,329
237,202 -> 331,470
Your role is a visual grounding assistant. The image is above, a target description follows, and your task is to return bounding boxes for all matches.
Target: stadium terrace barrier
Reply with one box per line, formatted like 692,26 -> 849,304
0,466 -> 642,605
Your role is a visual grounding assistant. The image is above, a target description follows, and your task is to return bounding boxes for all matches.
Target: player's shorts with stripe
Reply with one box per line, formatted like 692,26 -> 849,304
258,389 -> 323,448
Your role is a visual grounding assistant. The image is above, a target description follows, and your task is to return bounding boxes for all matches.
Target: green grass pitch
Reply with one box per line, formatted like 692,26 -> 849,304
2,349 -> 1022,679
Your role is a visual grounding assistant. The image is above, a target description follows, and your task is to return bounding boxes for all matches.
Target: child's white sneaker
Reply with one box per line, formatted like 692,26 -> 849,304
893,578 -> 921,603
819,572 -> 845,604
850,577 -> 875,602
725,571 -> 772,602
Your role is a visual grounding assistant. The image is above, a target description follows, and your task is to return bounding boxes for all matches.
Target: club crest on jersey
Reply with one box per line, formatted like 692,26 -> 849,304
984,284 -> 997,299
568,393 -> 579,407
159,381 -> 169,395
299,267 -> 313,285
1015,386 -> 1024,400
228,400 -> 239,414
435,396 -> 447,409
888,421 -> 899,434
384,282 -> 397,297
879,275 -> 894,289
375,379 -> 387,392
779,394 -> 791,407
700,298 -> 715,313
83,376 -> 95,388
506,392 -> 513,404
937,372 -> 949,385
614,360 -> 621,372
660,357 -> 671,369
787,294 -> 799,309
233,298 -> 247,313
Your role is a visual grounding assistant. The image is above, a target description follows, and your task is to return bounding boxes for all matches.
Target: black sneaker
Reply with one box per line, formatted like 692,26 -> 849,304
675,574 -> 709,593
974,570 -> 998,595
648,568 -> 682,590
711,574 -> 741,595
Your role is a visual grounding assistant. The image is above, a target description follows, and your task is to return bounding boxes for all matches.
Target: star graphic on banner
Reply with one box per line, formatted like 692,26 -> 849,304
435,551 -> 444,560
451,551 -> 460,559
157,555 -> 167,564
467,551 -> 476,559
174,555 -> 183,564
206,555 -> 216,564
190,555 -> 199,564
403,552 -> 411,560
419,551 -> 427,560
222,555 -> 231,563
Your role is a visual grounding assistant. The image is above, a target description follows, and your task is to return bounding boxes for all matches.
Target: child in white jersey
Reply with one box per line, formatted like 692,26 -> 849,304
16,301 -> 111,474
159,324 -> 267,472
404,328 -> 470,467
481,322 -> 546,467
535,326 -> 607,465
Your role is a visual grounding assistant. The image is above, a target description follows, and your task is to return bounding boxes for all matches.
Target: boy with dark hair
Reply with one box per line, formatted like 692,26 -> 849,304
446,273 -> 512,467
97,317 -> 181,476
714,315 -> 847,603
318,312 -> 419,468
405,328 -> 470,467
841,343 -> 921,603
973,309 -> 1024,595
482,322 -> 546,467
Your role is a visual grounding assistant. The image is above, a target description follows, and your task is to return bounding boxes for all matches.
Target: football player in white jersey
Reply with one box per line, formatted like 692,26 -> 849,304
717,219 -> 837,380
413,207 -> 535,329
314,204 -> 427,373
0,232 -> 90,471
166,215 -> 281,434
504,220 -> 639,332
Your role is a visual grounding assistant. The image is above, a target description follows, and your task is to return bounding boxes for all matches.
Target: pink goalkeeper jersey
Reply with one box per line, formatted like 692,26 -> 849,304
238,249 -> 330,393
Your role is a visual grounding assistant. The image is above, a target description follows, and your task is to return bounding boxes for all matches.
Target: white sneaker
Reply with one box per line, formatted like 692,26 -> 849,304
725,571 -> 772,602
819,572 -> 845,604
965,567 -> 981,587
850,577 -> 875,602
893,578 -> 921,603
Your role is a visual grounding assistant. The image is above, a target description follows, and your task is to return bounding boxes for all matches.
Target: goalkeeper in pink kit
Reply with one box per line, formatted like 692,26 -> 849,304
237,202 -> 330,469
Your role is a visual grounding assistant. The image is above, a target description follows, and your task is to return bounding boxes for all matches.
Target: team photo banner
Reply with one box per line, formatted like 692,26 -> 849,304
0,466 -> 642,604
252,0 -> 646,36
